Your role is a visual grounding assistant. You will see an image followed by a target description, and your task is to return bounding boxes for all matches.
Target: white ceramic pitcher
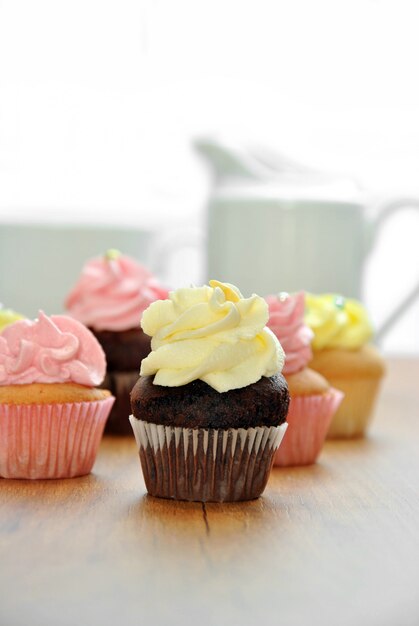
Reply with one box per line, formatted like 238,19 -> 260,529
196,137 -> 419,341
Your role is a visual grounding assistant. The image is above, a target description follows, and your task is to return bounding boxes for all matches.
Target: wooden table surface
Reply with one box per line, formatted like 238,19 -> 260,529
1,359 -> 418,626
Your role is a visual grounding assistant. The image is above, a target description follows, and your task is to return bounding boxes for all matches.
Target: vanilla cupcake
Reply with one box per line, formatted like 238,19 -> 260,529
266,292 -> 343,466
65,250 -> 168,435
0,312 -> 114,479
129,280 -> 290,502
305,294 -> 385,438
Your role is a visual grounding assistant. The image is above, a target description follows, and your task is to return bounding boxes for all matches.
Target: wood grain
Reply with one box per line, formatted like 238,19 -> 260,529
0,359 -> 418,626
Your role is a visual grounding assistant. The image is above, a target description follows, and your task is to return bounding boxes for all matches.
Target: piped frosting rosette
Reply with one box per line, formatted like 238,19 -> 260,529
65,251 -> 169,332
140,280 -> 284,392
266,292 -> 313,376
265,292 -> 343,467
305,293 -> 373,350
0,312 -> 114,479
0,311 -> 106,386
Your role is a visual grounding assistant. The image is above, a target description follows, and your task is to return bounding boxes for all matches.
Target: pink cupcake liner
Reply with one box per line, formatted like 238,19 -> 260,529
273,389 -> 343,467
0,396 -> 114,479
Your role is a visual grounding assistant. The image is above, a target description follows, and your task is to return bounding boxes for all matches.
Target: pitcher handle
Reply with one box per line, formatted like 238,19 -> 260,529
368,197 -> 419,342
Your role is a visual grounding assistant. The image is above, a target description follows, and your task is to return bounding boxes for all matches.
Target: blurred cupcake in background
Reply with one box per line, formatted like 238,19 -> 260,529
266,292 -> 343,466
305,293 -> 385,438
0,312 -> 114,479
0,305 -> 25,331
65,250 -> 169,435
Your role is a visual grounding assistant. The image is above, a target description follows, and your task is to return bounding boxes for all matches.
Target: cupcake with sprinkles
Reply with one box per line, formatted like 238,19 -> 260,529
305,293 -> 385,438
65,250 -> 168,434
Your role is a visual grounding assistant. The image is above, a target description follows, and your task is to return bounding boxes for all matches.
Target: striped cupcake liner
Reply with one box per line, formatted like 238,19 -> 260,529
129,417 -> 288,502
0,396 -> 114,479
274,388 -> 343,467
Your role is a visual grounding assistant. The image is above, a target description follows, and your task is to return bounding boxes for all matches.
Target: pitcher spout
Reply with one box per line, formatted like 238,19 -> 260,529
194,136 -> 270,183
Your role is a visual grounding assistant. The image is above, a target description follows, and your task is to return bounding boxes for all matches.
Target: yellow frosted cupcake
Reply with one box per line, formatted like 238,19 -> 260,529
305,294 -> 385,438
0,305 -> 24,331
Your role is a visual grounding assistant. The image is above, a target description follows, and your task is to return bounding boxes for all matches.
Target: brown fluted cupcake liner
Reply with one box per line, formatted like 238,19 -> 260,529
129,417 -> 288,502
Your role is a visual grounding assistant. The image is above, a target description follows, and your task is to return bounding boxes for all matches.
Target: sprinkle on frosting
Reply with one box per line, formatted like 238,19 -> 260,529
65,253 -> 169,332
305,293 -> 373,350
0,305 -> 25,332
140,280 -> 284,393
266,292 -> 313,375
0,312 -> 106,386
105,248 -> 121,261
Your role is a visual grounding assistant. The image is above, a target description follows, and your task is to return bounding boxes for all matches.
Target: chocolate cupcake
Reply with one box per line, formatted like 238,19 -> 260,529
129,280 -> 290,502
65,250 -> 168,434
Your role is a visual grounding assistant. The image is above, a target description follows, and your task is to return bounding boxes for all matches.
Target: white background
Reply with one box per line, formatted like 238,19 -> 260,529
0,0 -> 419,352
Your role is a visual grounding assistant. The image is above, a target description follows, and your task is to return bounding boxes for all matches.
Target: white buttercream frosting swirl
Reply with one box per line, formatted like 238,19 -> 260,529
140,280 -> 284,393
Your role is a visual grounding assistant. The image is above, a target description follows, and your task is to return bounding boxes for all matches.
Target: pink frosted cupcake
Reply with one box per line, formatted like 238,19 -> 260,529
0,312 -> 114,479
266,292 -> 343,466
65,250 -> 168,435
